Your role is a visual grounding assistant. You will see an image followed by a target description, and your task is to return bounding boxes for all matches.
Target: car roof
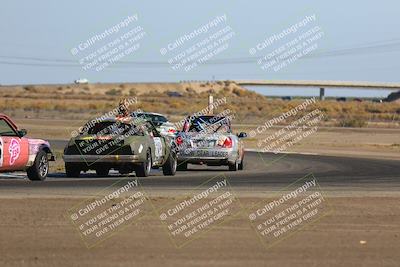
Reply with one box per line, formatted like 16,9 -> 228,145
92,117 -> 135,123
193,115 -> 228,119
196,115 -> 216,118
0,113 -> 18,129
132,112 -> 167,117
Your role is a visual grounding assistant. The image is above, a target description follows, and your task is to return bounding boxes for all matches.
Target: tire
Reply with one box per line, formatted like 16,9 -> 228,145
162,151 -> 177,176
228,160 -> 239,171
176,161 -> 188,171
96,167 -> 109,177
135,150 -> 151,177
27,150 -> 49,181
65,162 -> 81,178
238,155 -> 244,170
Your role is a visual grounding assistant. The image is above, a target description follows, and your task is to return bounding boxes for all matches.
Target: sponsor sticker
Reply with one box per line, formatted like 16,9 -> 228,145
9,138 -> 20,165
182,150 -> 228,158
153,137 -> 163,158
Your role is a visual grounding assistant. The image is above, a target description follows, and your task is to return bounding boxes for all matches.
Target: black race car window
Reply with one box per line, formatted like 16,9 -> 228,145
188,116 -> 231,133
87,121 -> 141,136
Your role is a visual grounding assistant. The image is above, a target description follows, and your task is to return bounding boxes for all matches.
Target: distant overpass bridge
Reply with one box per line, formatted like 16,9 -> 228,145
235,80 -> 400,99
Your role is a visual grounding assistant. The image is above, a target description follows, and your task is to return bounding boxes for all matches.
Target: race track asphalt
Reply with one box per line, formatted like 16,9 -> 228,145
0,139 -> 399,195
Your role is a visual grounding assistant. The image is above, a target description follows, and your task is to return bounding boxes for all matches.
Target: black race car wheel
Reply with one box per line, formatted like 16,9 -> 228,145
135,150 -> 151,177
162,151 -> 177,176
27,150 -> 49,181
238,155 -> 244,170
65,162 -> 81,178
228,160 -> 239,171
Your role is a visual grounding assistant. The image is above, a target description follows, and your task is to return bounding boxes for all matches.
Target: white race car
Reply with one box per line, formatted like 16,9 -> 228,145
176,115 -> 247,171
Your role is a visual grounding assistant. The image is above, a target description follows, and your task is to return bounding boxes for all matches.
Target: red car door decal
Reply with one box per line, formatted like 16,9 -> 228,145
1,137 -> 28,170
9,138 -> 21,165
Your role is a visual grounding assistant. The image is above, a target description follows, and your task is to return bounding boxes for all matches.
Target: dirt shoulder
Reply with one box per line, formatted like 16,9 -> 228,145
0,196 -> 398,267
239,125 -> 400,160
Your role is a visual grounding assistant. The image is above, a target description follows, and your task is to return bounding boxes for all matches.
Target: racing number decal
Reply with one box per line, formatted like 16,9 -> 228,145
153,137 -> 163,158
0,137 -> 3,167
8,138 -> 21,165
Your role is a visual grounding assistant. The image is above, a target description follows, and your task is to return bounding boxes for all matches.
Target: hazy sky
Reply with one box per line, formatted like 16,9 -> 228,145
1,0 -> 399,85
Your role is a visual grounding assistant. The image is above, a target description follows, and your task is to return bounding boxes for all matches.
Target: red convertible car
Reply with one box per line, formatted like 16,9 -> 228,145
0,114 -> 55,181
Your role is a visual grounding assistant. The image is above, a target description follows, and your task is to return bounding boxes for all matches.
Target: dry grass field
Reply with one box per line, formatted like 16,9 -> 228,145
1,82 -> 399,128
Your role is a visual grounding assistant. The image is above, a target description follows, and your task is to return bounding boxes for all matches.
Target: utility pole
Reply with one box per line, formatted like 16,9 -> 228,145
209,74 -> 215,115
208,95 -> 214,115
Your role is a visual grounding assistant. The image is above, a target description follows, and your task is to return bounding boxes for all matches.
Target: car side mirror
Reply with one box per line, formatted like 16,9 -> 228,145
18,129 -> 27,137
237,132 -> 247,138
